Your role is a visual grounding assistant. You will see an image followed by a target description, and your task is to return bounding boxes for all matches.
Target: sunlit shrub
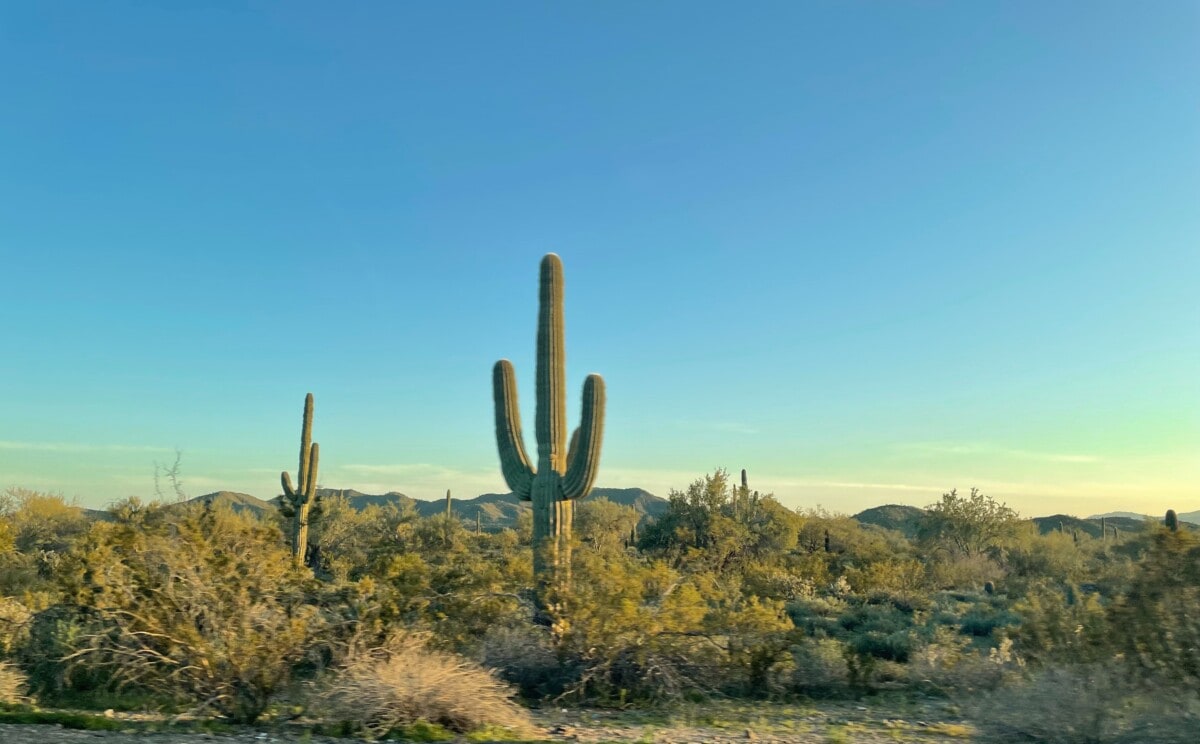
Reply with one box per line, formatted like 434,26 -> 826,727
317,633 -> 535,739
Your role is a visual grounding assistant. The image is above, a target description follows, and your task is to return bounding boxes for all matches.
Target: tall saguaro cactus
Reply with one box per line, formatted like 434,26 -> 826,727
280,393 -> 320,568
493,253 -> 606,595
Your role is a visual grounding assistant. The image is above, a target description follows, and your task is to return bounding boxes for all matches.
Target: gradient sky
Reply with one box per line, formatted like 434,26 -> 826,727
2,2 -> 1197,518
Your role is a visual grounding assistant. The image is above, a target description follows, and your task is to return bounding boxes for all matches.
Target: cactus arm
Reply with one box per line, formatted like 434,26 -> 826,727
536,253 -> 567,472
493,360 -> 534,499
566,427 -> 580,473
282,471 -> 296,499
563,373 -> 605,500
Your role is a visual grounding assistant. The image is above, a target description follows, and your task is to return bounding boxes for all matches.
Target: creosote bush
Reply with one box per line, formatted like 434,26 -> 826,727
317,633 -> 535,740
57,503 -> 328,722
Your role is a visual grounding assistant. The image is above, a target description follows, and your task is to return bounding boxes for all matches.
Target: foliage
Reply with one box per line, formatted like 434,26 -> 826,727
917,488 -> 1020,560
55,504 -> 328,722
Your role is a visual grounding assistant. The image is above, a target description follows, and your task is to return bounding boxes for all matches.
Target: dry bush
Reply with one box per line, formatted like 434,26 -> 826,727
790,638 -> 850,696
61,506 -> 326,722
908,629 -> 1023,694
479,624 -> 570,698
970,662 -> 1200,743
0,661 -> 28,705
318,633 -> 535,739
0,597 -> 32,656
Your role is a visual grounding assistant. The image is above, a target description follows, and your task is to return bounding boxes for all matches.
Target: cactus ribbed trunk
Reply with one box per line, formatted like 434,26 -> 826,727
292,501 -> 311,566
493,254 -> 606,604
532,474 -> 574,586
281,393 -> 320,569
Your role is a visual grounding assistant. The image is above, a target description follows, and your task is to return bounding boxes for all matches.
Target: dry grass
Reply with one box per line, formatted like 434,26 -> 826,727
0,661 -> 29,705
970,662 -> 1200,743
317,632 -> 535,740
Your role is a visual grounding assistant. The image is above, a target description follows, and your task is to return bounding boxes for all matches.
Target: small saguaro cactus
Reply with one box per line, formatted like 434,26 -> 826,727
280,393 -> 320,568
1100,517 -> 1107,542
493,253 -> 606,596
445,489 -> 453,519
1166,509 -> 1179,532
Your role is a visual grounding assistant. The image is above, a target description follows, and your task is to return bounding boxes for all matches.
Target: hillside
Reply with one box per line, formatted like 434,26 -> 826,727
1032,513 -> 1194,537
1090,509 -> 1200,526
852,504 -> 926,537
163,486 -> 669,530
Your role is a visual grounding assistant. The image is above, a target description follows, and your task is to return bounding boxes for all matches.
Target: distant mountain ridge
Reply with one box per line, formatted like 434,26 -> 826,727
82,490 -> 1196,534
177,486 -> 668,530
850,505 -> 1196,537
1089,510 -> 1200,526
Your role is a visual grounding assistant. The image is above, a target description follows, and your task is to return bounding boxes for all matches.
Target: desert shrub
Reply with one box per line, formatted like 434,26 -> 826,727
0,661 -> 28,705
56,505 -> 328,722
1107,527 -> 1200,688
317,633 -> 534,739
479,624 -> 572,699
927,551 -> 1005,590
970,662 -> 1200,743
789,638 -> 849,697
712,597 -> 796,696
0,597 -> 31,656
786,595 -> 846,637
15,605 -> 113,700
958,604 -> 1019,637
907,627 -> 1022,695
1012,582 -> 1109,665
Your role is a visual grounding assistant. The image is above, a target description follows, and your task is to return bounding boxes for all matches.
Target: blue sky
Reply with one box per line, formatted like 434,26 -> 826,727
2,2 -> 1197,516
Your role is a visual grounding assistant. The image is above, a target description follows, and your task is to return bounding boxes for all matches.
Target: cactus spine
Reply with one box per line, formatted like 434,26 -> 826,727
493,254 -> 606,596
280,393 -> 320,568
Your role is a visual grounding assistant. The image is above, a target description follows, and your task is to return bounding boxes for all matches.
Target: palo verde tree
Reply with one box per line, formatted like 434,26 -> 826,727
917,487 -> 1020,559
493,253 -> 606,597
279,393 -> 320,567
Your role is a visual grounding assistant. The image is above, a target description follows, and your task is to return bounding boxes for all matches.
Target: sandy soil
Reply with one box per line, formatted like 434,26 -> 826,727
0,699 -> 975,743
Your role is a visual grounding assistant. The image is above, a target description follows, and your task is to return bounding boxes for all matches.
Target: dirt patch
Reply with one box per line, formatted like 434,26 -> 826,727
0,699 -> 976,743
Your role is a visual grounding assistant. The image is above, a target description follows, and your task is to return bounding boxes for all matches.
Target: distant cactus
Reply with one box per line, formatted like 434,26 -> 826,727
824,529 -> 831,553
1166,509 -> 1178,532
1100,517 -> 1107,541
445,489 -> 453,520
279,393 -> 320,568
493,254 -> 606,596
984,580 -> 995,595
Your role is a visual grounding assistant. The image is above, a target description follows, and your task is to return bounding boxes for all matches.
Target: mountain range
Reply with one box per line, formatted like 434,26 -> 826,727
83,490 -> 1197,535
165,487 -> 669,529
1089,510 -> 1200,525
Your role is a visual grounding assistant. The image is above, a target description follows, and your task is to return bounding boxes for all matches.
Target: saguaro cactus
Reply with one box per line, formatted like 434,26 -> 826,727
1166,509 -> 1179,532
280,393 -> 320,568
493,253 -> 606,595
